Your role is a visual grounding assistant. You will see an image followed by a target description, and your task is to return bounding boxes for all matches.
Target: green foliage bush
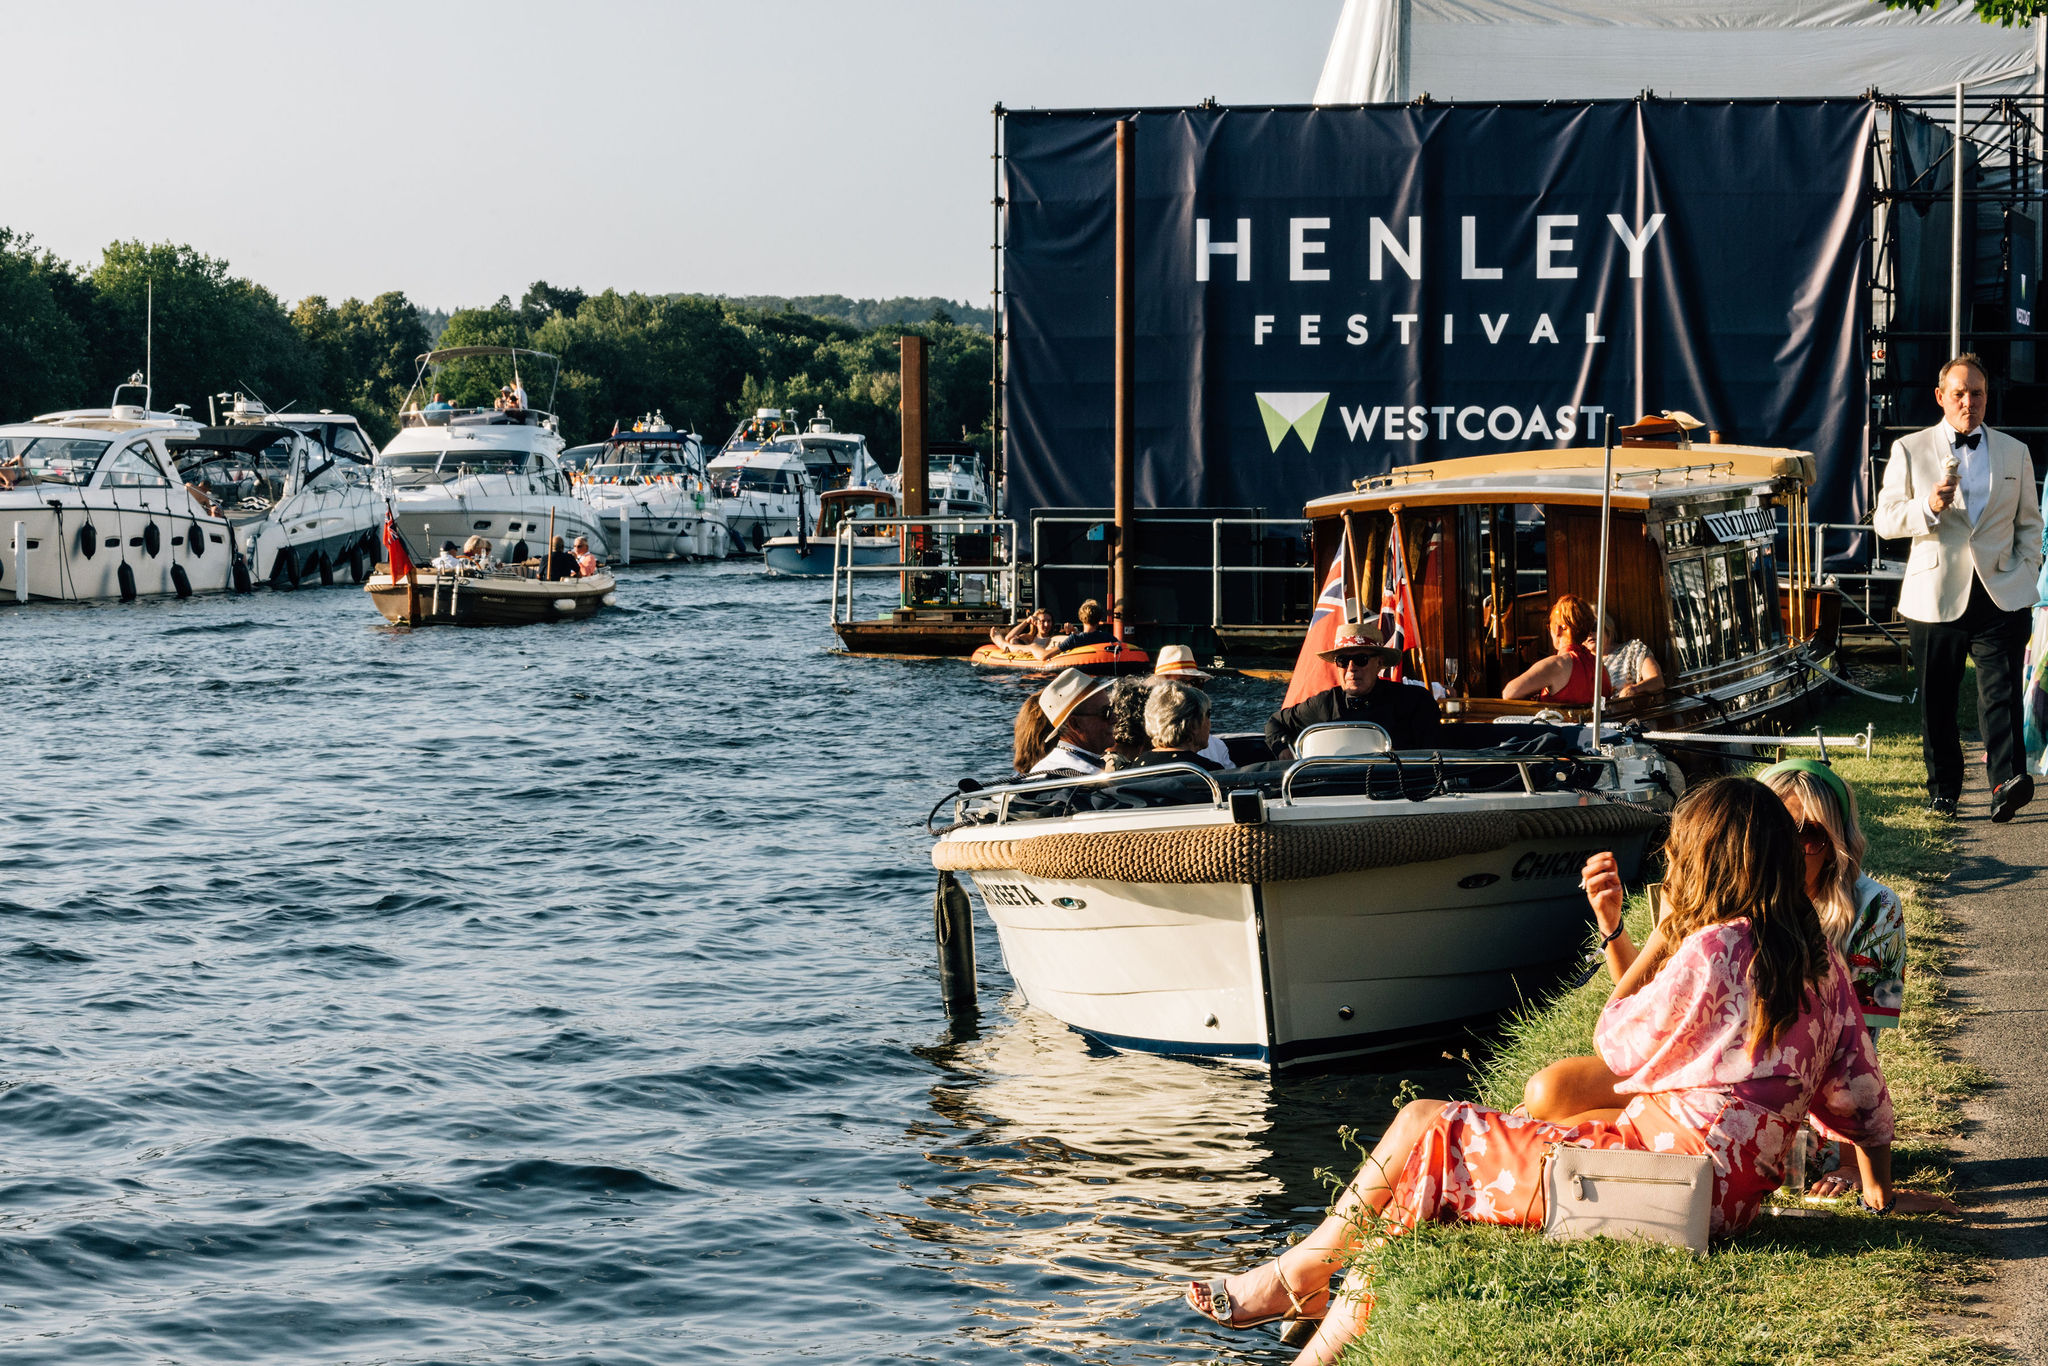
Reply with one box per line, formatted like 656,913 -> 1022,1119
0,230 -> 993,459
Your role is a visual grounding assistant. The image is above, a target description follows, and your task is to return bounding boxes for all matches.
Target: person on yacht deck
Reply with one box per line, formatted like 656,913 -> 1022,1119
511,379 -> 529,411
1026,669 -> 1115,778
572,535 -> 599,576
432,540 -> 464,569
425,392 -> 452,412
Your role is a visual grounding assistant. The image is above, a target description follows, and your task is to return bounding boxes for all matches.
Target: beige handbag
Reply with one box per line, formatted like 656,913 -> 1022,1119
1541,1145 -> 1712,1254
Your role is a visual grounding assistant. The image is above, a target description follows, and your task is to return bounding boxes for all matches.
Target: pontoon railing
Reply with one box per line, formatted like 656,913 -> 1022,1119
830,515 -> 1019,624
1028,514 -> 1314,629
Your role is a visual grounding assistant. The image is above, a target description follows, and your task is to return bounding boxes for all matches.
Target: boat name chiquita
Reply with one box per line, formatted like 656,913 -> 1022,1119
978,882 -> 1045,907
1510,849 -> 1600,882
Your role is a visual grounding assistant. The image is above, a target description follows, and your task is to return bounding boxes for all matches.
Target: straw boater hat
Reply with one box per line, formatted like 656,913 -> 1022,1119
1152,644 -> 1212,681
1038,668 -> 1112,730
1317,620 -> 1403,665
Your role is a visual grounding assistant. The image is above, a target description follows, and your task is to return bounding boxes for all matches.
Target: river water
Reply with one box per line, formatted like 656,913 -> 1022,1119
1,564 -> 1461,1364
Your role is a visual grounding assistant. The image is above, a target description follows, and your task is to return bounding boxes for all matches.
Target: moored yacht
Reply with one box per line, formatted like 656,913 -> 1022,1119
172,396 -> 384,587
0,380 -> 232,602
575,415 -> 729,561
790,407 -> 888,492
922,441 -> 992,515
376,347 -> 608,565
709,407 -> 812,552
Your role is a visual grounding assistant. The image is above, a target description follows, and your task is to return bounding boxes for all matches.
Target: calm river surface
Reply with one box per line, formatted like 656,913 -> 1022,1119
2,564 -> 1460,1364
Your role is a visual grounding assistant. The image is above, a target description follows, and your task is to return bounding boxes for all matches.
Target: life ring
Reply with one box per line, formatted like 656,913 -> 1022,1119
970,641 -> 1153,676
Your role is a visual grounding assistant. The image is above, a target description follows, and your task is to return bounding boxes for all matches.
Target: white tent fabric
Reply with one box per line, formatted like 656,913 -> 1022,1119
1313,0 -> 2044,104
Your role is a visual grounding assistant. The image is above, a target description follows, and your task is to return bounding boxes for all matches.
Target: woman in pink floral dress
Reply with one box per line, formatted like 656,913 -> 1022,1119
1183,777 -> 1946,1364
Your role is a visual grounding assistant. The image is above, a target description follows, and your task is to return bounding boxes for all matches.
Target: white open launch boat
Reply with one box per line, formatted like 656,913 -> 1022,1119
933,729 -> 1673,1069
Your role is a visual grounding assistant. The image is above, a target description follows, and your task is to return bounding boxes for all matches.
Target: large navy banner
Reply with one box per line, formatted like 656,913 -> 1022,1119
1003,101 -> 1872,533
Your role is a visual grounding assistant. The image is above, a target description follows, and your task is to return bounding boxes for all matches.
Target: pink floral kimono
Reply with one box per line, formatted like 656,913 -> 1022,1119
1386,919 -> 1894,1238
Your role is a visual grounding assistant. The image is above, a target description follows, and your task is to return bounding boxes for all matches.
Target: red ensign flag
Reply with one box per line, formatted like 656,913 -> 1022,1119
1282,551 -> 1347,706
383,513 -> 413,580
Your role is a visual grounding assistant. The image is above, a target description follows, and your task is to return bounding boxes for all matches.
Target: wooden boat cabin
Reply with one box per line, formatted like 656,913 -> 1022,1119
1303,441 -> 1837,732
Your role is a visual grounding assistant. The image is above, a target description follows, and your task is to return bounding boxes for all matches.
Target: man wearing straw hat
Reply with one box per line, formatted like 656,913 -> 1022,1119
1263,620 -> 1439,759
1027,668 -> 1117,778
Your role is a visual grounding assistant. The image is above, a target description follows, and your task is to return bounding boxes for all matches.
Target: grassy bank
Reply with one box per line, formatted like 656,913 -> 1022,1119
1340,678 -> 1991,1365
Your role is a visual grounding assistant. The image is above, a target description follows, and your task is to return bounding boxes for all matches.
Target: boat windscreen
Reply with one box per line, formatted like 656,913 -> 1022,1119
443,452 -> 532,476
3,435 -> 111,486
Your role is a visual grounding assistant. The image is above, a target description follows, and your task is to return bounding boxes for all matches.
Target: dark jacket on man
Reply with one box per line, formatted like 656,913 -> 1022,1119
1265,682 -> 1440,754
541,549 -> 582,580
1137,747 -> 1225,771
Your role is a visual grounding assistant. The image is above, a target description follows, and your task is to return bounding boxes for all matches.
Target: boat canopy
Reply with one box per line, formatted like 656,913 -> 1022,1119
418,345 -> 559,366
1310,444 -> 1814,518
165,425 -> 297,455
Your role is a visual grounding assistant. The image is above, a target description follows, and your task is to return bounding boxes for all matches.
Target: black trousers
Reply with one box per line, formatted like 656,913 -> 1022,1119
1909,575 -> 2031,798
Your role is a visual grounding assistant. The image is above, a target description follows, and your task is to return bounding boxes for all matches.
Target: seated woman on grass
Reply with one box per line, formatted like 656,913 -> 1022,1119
1185,777 -> 1935,1365
1527,759 -> 1911,1201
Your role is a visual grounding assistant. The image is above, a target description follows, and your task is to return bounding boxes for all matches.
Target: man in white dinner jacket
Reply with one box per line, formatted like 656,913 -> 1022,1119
1875,353 -> 2044,821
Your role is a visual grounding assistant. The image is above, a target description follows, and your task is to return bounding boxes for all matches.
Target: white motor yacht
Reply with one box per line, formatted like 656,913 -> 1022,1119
0,380 -> 232,603
709,407 -> 812,553
576,415 -> 729,561
921,442 -> 993,515
171,397 -> 385,587
790,408 -> 887,492
377,347 -> 607,566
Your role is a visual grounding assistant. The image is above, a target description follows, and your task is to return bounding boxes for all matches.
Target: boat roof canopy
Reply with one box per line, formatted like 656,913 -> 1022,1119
166,425 -> 297,453
419,346 -> 559,365
1308,443 -> 1814,516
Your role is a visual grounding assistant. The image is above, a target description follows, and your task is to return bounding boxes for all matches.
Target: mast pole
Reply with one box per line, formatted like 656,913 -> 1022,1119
1591,414 -> 1615,744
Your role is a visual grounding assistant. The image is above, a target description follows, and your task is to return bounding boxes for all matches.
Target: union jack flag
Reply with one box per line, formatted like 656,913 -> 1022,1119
1283,548 -> 1350,707
1378,519 -> 1421,683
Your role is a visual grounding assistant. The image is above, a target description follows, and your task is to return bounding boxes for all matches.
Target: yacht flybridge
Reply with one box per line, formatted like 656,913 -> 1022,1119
0,378 -> 232,603
377,347 -> 607,565
709,407 -> 812,551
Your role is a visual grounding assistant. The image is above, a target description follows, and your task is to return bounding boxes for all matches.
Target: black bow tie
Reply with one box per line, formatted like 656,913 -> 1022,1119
1953,430 -> 1982,450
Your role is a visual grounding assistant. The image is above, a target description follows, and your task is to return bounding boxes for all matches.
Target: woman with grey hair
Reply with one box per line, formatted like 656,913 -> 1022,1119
1141,679 -> 1225,770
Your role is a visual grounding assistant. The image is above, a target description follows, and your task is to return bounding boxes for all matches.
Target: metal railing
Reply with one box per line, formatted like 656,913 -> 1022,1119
829,515 -> 1019,624
1029,514 -> 1315,629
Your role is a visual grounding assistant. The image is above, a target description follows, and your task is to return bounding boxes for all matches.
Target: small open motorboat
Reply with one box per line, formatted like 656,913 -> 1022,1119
365,563 -> 617,627
762,486 -> 901,577
971,639 -> 1153,675
932,723 -> 1674,1070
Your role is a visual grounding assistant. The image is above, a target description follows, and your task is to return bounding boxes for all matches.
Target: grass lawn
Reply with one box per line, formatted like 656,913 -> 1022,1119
1336,673 -> 1994,1364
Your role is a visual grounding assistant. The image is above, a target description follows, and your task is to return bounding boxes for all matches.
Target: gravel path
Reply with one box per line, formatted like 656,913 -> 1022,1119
1944,761 -> 2048,1361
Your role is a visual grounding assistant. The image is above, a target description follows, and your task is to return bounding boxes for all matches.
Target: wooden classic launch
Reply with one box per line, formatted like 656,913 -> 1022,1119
365,563 -> 616,627
1310,438 -> 1837,733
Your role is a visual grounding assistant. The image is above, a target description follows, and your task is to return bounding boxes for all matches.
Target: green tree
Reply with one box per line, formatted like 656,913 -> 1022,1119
0,228 -> 90,421
1877,0 -> 2045,22
85,240 -> 318,420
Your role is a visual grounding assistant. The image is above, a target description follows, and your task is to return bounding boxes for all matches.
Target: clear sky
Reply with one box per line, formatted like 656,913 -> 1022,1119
2,1 -> 1343,312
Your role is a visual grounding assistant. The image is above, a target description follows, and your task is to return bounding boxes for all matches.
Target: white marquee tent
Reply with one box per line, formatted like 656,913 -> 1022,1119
1314,0 -> 2044,104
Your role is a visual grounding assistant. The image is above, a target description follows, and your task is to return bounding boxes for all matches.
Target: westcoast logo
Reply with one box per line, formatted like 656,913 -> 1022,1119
1258,395 -> 1608,450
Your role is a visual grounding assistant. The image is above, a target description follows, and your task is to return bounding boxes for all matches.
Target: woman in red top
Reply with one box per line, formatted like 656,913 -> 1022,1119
1503,593 -> 1612,705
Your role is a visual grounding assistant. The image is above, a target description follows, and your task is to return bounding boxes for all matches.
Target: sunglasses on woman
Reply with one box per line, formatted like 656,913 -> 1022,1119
1796,821 -> 1833,857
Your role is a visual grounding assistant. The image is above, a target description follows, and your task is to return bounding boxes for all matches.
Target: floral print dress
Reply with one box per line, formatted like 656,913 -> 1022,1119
1384,919 -> 1893,1239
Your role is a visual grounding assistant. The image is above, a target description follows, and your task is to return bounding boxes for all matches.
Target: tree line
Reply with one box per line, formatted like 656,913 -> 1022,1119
0,230 -> 994,462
